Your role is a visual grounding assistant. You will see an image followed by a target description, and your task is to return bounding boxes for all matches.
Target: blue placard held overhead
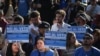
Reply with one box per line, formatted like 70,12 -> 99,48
45,31 -> 66,49
67,26 -> 86,41
6,25 -> 29,43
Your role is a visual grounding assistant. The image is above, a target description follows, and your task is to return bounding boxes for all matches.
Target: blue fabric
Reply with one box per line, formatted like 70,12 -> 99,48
30,49 -> 54,56
74,46 -> 100,56
59,0 -> 67,9
18,0 -> 29,16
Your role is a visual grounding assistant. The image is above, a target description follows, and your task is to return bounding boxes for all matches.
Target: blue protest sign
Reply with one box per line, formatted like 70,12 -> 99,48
67,26 -> 86,41
6,25 -> 29,43
45,31 -> 66,49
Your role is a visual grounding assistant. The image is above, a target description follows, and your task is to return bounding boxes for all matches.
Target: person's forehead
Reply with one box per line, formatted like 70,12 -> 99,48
31,17 -> 39,20
84,36 -> 93,39
56,14 -> 62,17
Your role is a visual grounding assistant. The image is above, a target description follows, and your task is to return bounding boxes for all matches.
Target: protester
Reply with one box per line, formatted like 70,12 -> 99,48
32,21 -> 50,49
4,42 -> 25,56
71,13 -> 93,33
38,21 -> 50,37
30,37 -> 55,56
60,32 -> 81,56
74,33 -> 100,56
29,10 -> 42,46
51,9 -> 70,32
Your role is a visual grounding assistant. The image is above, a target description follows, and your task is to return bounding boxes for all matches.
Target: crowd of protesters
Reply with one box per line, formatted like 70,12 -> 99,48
0,0 -> 100,56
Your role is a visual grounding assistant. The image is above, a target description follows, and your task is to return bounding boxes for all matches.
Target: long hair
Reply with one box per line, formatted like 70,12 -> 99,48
6,43 -> 19,56
66,32 -> 81,48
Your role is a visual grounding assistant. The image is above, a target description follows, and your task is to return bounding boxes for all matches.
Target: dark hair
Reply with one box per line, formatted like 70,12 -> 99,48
14,15 -> 24,24
84,33 -> 93,39
30,10 -> 40,18
6,43 -> 19,56
34,37 -> 45,46
37,37 -> 44,42
38,21 -> 50,29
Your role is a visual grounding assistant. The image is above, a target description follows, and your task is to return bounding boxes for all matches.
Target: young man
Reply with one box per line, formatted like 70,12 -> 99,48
51,9 -> 70,32
29,10 -> 42,45
71,13 -> 93,33
30,37 -> 54,56
74,33 -> 100,56
38,21 -> 50,37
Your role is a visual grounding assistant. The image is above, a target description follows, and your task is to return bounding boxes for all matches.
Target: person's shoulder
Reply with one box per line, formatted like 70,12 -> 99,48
63,22 -> 71,26
75,46 -> 83,51
45,48 -> 54,55
29,24 -> 33,28
87,5 -> 92,7
31,49 -> 38,53
51,23 -> 57,27
92,46 -> 100,52
91,46 -> 100,55
47,48 -> 54,53
30,49 -> 38,56
51,23 -> 57,30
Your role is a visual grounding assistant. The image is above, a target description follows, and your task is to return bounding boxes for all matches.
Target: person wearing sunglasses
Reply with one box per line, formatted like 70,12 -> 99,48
74,33 -> 100,56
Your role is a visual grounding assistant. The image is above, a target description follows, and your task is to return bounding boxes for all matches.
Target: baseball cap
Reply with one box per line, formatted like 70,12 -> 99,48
83,33 -> 93,40
38,21 -> 50,29
76,13 -> 90,21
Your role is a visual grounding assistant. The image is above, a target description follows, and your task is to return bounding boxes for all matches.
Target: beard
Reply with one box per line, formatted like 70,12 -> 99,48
83,42 -> 92,46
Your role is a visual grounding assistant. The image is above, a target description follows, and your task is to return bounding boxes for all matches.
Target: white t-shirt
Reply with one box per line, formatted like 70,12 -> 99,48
51,22 -> 71,32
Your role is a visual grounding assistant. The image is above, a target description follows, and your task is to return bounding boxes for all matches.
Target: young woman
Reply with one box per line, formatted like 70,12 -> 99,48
30,37 -> 55,56
61,32 -> 81,56
6,42 -> 25,56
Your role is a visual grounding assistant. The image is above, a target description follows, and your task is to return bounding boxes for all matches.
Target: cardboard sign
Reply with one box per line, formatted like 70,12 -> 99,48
45,31 -> 66,49
67,26 -> 86,41
6,25 -> 29,43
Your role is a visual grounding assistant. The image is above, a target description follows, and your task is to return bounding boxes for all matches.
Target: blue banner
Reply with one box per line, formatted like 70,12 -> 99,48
6,25 -> 29,43
45,31 -> 66,49
67,26 -> 86,41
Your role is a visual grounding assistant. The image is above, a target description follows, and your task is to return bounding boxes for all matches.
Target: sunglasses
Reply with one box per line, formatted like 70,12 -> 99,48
83,37 -> 92,40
